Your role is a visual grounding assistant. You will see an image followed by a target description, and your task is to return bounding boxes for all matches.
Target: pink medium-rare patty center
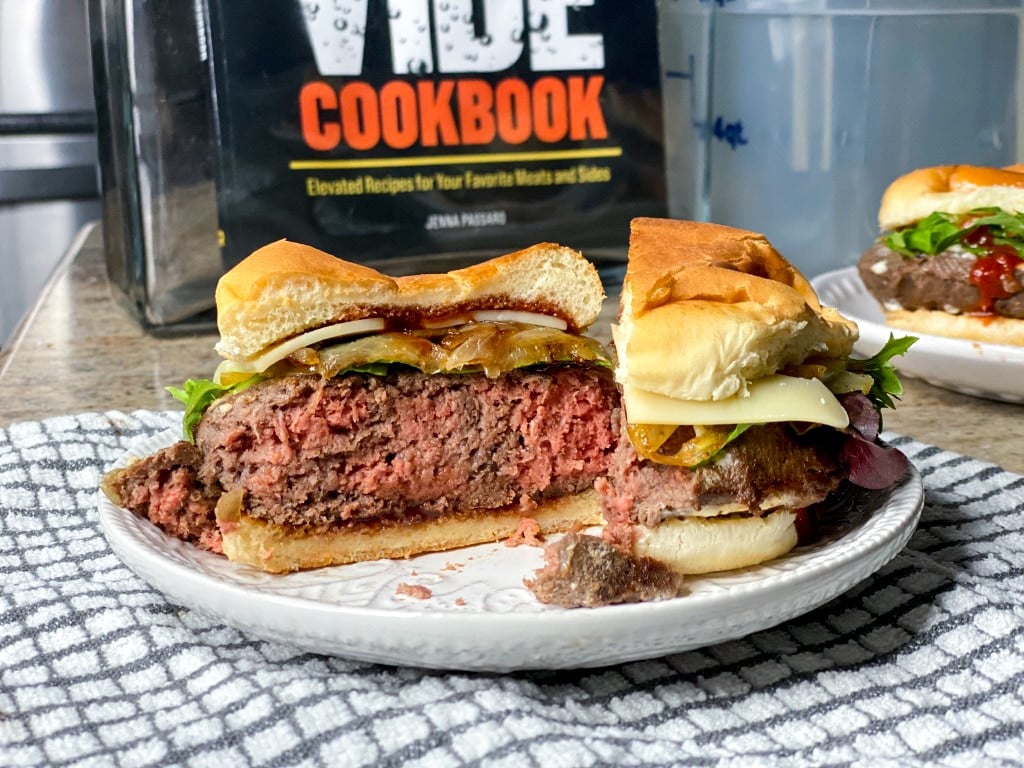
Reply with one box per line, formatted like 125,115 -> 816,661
195,369 -> 617,529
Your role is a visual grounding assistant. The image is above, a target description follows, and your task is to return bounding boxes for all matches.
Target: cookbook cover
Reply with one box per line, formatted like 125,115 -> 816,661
206,0 -> 665,271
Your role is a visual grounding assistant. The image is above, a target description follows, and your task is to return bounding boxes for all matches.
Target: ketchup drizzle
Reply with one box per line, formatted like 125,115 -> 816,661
963,226 -> 1023,315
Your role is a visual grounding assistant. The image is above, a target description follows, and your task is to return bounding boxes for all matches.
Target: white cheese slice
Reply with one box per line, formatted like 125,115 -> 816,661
421,310 -> 566,330
469,310 -> 567,330
622,374 -> 850,429
214,318 -> 386,382
211,312 -> 567,383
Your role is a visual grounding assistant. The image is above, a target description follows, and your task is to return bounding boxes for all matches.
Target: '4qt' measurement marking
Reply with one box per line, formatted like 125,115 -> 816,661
664,57 -> 748,150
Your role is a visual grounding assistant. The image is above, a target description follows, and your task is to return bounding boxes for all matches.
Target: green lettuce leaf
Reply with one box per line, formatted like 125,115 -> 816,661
846,334 -> 917,411
708,423 -> 752,465
883,212 -> 960,256
166,375 -> 264,443
883,207 -> 1024,257
967,207 -> 1024,239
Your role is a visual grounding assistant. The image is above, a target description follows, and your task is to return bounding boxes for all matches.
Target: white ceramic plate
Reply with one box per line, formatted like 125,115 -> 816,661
98,430 -> 924,672
812,267 -> 1024,403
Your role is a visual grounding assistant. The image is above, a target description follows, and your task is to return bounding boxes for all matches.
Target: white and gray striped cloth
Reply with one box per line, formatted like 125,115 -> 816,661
2,411 -> 1023,767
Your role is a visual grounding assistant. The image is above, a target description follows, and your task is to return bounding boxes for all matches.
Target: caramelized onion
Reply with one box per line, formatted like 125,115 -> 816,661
316,321 -> 610,379
627,422 -> 739,467
785,363 -> 828,380
626,422 -> 677,454
318,334 -> 441,378
289,347 -> 320,366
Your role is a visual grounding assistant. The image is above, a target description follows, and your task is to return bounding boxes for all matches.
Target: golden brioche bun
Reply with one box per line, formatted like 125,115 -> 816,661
616,218 -> 857,401
884,308 -> 1024,347
879,164 -> 1024,231
633,510 -> 797,575
215,488 -> 603,573
215,239 -> 605,361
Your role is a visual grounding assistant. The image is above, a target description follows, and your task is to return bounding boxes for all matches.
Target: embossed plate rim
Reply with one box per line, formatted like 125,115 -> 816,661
98,429 -> 924,671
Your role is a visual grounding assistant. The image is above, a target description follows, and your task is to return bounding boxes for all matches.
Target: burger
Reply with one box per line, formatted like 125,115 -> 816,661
857,163 -> 1024,345
104,223 -> 913,607
528,218 -> 913,607
102,239 -> 618,572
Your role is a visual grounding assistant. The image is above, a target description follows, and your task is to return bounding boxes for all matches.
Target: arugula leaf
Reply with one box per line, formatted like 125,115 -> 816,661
883,207 -> 1024,258
722,423 -> 751,448
883,212 -> 960,256
846,334 -> 917,411
967,208 -> 1024,238
166,375 -> 264,443
699,423 -> 752,466
963,209 -> 1024,256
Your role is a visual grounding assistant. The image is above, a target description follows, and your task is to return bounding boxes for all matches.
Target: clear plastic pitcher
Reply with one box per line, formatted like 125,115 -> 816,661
659,0 -> 1024,276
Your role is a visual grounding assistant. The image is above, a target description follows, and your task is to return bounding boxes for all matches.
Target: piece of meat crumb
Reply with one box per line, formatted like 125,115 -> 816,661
395,582 -> 432,600
505,517 -> 544,547
525,532 -> 685,608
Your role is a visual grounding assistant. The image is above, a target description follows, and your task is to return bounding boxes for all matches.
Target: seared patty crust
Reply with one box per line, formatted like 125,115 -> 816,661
858,242 -> 1024,318
596,409 -> 845,534
101,441 -> 221,552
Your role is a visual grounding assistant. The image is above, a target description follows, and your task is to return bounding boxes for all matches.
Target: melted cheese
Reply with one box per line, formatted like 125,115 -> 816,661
213,318 -> 386,383
622,374 -> 850,429
212,312 -> 567,384
469,310 -> 567,329
422,310 -> 567,330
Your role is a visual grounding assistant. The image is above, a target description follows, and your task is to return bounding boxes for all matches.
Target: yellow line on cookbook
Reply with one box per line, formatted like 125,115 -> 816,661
288,146 -> 622,171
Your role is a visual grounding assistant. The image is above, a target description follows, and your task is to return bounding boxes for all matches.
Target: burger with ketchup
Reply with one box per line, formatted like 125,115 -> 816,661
858,164 -> 1024,346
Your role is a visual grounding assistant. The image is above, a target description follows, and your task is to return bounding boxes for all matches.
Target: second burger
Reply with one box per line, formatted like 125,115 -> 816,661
605,218 -> 912,574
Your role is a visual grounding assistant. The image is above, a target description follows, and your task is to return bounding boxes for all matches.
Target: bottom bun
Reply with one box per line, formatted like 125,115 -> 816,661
885,308 -> 1024,347
632,510 -> 798,575
215,490 -> 602,573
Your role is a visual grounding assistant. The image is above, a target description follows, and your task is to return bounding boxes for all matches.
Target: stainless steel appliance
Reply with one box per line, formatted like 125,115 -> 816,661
0,0 -> 100,348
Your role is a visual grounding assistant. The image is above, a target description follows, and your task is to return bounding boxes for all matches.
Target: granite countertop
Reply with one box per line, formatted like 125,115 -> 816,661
0,225 -> 221,423
1,223 -> 1022,474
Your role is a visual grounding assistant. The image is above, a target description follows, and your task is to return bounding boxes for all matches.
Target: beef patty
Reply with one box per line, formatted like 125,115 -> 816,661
189,368 -> 618,531
596,409 -> 845,536
858,242 -> 1024,318
101,441 -> 221,552
108,370 -> 849,557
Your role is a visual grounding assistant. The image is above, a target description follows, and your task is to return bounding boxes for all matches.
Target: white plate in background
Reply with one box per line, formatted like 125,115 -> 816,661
99,430 -> 924,672
812,267 -> 1024,404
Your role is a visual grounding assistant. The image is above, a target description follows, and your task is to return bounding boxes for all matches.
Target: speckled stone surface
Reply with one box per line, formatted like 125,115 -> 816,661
1,224 -> 1021,474
0,225 -> 221,424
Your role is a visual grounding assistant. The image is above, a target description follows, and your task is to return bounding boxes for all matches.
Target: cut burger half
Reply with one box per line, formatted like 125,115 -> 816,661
103,239 -> 618,573
598,218 -> 913,578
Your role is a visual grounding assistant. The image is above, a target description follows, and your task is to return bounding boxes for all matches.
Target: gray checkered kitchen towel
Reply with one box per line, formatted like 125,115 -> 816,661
3,411 -> 1024,767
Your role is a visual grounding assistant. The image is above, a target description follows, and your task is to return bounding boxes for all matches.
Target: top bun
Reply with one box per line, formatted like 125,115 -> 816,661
215,240 -> 605,361
878,164 -> 1024,231
616,218 -> 857,401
